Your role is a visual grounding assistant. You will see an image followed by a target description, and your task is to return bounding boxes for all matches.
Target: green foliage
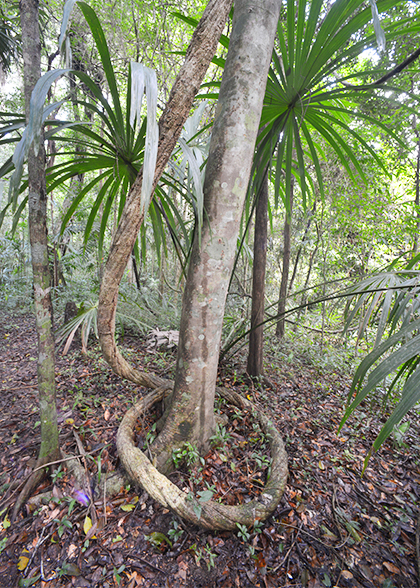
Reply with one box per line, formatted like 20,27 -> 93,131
253,0 -> 414,214
210,422 -> 231,447
172,441 -> 203,469
0,6 -> 20,74
236,522 -> 251,542
57,279 -> 181,354
340,257 -> 420,466
167,519 -> 184,543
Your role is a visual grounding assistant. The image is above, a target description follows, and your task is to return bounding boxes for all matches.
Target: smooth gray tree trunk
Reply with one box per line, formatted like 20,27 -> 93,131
13,0 -> 60,520
247,172 -> 268,377
152,0 -> 282,471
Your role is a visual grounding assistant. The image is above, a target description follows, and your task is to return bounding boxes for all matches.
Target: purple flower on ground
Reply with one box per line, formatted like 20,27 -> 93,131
74,489 -> 90,506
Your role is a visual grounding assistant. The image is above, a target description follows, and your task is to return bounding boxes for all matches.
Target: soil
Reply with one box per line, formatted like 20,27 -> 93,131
0,310 -> 419,588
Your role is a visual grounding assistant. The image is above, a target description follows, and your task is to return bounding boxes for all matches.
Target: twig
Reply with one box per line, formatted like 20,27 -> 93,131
73,430 -> 97,524
332,485 -> 345,542
271,521 -> 303,573
279,522 -> 350,550
24,525 -> 54,576
128,555 -> 167,575
4,384 -> 38,391
0,447 -> 107,509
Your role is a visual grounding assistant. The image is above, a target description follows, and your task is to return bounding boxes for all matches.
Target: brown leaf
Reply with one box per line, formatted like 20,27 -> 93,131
383,561 -> 400,573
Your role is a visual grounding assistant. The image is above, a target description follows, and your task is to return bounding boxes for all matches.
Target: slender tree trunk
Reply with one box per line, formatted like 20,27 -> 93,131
288,200 -> 316,295
13,0 -> 60,520
276,177 -> 294,338
151,0 -> 282,472
247,172 -> 268,377
413,129 -> 420,255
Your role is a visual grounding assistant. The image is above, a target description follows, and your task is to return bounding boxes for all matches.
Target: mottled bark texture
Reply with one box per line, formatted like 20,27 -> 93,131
247,172 -> 268,377
98,0 -> 234,388
116,0 -> 287,528
12,0 -> 60,520
117,386 -> 288,529
151,0 -> 282,472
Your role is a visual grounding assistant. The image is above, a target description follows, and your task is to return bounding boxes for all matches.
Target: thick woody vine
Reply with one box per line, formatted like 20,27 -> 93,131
98,0 -> 288,529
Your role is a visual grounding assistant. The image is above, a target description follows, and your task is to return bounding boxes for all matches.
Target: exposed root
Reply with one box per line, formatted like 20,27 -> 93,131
117,386 -> 288,531
11,456 -> 50,522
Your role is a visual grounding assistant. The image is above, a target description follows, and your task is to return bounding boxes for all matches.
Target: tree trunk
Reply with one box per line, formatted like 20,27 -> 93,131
288,200 -> 316,295
247,172 -> 268,377
151,0 -> 282,472
413,129 -> 420,255
276,177 -> 294,339
98,0 -> 234,388
13,0 -> 60,520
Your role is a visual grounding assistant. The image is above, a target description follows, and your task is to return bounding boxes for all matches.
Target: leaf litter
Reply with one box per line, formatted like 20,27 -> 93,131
0,311 -> 419,587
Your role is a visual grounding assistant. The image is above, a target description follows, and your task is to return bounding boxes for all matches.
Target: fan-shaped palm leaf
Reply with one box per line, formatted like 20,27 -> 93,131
253,0 -> 417,211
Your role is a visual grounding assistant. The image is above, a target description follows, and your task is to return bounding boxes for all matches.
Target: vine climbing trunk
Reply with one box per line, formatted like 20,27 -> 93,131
13,0 -> 60,520
151,0 -> 282,472
97,0 -> 234,388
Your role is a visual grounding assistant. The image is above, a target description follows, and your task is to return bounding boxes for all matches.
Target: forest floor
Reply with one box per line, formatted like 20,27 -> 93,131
0,310 -> 419,588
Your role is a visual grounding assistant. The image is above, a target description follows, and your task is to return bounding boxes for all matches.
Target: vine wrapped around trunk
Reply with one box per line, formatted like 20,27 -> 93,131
117,387 -> 288,530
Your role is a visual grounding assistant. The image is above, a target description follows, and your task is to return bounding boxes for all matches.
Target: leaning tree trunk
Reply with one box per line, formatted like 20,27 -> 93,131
97,0 -> 234,389
247,172 -> 268,377
151,0 -> 282,472
13,0 -> 60,520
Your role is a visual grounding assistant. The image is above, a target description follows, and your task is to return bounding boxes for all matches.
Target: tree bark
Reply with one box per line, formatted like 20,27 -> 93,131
151,0 -> 282,472
276,177 -> 294,339
13,0 -> 60,520
98,0 -> 234,388
247,172 -> 268,377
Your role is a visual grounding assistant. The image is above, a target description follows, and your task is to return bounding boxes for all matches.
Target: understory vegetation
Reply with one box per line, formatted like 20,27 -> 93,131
1,0 -> 420,585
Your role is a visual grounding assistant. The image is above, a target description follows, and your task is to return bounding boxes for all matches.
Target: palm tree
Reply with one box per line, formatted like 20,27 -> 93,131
340,257 -> 420,467
245,0 -> 418,366
0,7 -> 19,77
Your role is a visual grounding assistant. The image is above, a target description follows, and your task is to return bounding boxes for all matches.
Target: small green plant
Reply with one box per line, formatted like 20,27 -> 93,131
210,422 -> 231,447
190,543 -> 216,570
54,515 -> 73,538
187,491 -> 203,520
252,453 -> 270,469
203,545 -> 216,570
144,532 -> 172,549
51,465 -> 65,484
236,523 -> 251,542
197,488 -> 214,503
172,442 -> 203,469
190,543 -> 203,565
167,519 -> 184,543
0,537 -> 7,553
393,421 -> 410,449
143,423 -> 157,448
113,565 -> 126,585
